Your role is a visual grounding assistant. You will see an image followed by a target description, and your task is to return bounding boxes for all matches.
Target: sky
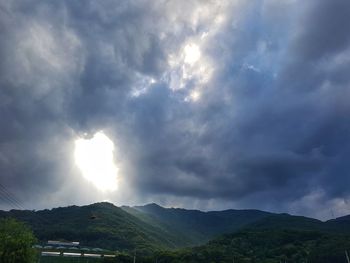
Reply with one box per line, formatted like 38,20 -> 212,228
1,0 -> 350,220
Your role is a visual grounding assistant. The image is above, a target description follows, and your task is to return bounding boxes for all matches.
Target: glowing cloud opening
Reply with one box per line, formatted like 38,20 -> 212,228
184,43 -> 201,65
74,131 -> 119,191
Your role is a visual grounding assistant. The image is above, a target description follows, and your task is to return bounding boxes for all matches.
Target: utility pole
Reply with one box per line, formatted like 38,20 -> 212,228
345,250 -> 350,263
133,249 -> 136,263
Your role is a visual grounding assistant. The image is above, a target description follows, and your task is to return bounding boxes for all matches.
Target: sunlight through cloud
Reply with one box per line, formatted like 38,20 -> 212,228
184,43 -> 201,65
74,131 -> 119,191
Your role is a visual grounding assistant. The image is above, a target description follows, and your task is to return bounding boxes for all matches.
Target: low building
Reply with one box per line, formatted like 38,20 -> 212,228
47,240 -> 80,247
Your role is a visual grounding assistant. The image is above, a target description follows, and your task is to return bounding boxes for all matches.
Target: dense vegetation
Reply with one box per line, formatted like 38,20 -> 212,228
0,202 -> 272,251
2,202 -> 350,262
40,229 -> 349,263
126,203 -> 271,245
123,229 -> 349,263
0,202 -> 181,253
0,218 -> 37,263
167,229 -> 350,263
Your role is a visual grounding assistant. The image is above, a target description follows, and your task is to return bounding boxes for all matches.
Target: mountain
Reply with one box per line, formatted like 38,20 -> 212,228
0,202 -> 272,251
0,202 -> 186,252
325,214 -> 350,233
123,203 -> 272,245
247,213 -> 350,235
1,202 -> 350,255
156,228 -> 350,263
246,213 -> 325,231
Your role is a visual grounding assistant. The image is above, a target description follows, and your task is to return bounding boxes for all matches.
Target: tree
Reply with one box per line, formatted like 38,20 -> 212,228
0,218 -> 37,263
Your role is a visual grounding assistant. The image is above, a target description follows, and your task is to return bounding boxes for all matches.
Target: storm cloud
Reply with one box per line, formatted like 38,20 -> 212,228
1,0 -> 350,219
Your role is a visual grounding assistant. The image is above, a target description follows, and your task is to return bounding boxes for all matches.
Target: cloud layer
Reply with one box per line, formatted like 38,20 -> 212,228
1,0 -> 350,219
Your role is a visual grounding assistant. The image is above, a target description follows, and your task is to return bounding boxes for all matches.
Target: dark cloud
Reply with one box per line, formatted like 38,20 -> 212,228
293,0 -> 350,60
1,0 -> 350,219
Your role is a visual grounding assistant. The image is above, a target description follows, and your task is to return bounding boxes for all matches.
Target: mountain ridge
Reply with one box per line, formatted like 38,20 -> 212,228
1,202 -> 350,253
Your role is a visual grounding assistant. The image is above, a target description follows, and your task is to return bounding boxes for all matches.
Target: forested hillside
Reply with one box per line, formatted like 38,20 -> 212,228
1,202 -> 350,260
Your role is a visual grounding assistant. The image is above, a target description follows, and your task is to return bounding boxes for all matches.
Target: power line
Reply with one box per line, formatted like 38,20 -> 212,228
0,183 -> 25,209
0,183 -> 51,225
